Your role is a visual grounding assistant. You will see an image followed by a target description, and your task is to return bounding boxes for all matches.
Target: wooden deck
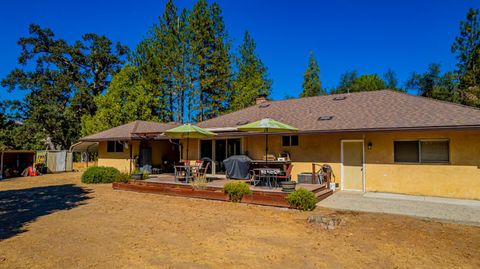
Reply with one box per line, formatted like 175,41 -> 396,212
112,174 -> 333,208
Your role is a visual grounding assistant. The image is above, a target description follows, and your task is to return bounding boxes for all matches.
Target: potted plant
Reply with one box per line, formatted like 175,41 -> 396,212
131,169 -> 143,180
281,180 -> 297,192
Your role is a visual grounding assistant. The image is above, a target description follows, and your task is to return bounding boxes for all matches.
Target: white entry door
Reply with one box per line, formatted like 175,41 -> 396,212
341,140 -> 364,191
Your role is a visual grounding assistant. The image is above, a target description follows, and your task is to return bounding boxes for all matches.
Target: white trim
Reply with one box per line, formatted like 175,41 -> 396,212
341,140 -> 365,192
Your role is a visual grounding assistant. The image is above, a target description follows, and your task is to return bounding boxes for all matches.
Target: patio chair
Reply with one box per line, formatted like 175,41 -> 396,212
276,164 -> 294,182
195,162 -> 210,181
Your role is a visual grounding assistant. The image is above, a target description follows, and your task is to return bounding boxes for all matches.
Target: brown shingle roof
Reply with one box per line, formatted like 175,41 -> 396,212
79,121 -> 179,141
197,90 -> 480,132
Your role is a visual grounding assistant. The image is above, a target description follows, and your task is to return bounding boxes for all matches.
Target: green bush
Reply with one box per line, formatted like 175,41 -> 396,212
224,181 -> 252,202
81,166 -> 122,184
115,172 -> 130,183
286,188 -> 317,211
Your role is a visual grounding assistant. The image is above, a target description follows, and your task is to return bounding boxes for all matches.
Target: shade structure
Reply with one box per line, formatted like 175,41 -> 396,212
163,124 -> 217,160
237,118 -> 298,166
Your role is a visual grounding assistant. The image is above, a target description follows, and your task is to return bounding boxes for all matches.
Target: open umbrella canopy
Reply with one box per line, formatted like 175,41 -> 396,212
163,124 -> 217,139
237,118 -> 298,133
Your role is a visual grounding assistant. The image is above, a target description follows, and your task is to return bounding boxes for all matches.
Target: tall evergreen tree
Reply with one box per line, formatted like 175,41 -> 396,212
189,0 -> 232,121
300,51 -> 324,97
452,8 -> 480,107
230,31 -> 272,110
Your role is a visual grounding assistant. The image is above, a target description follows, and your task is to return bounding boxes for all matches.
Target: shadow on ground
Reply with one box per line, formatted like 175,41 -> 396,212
0,184 -> 91,240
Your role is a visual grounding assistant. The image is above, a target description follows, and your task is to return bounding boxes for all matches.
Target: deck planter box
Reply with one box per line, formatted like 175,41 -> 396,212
281,181 -> 297,192
131,173 -> 143,180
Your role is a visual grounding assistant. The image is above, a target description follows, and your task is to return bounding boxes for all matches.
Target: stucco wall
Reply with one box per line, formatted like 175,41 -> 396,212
242,130 -> 480,200
364,130 -> 480,199
97,141 -> 139,173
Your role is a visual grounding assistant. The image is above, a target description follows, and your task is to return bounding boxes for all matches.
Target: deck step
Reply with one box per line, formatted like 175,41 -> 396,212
315,188 -> 333,201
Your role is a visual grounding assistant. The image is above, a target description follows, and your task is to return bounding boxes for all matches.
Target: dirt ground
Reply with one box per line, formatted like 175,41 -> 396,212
1,173 -> 479,269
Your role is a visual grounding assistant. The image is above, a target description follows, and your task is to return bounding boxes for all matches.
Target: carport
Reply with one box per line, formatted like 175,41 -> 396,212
0,150 -> 36,179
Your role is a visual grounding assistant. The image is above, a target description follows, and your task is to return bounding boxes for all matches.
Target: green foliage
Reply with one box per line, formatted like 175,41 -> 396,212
301,51 -> 325,97
230,31 -> 272,110
81,166 -> 122,184
116,172 -> 131,183
80,65 -> 159,136
192,174 -> 208,190
1,24 -> 128,149
333,71 -> 386,93
224,181 -> 252,202
452,8 -> 480,106
383,69 -> 404,91
406,63 -> 459,103
286,188 -> 317,211
189,0 -> 232,121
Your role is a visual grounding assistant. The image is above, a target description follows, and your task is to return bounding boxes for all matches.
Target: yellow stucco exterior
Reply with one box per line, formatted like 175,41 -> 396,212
203,130 -> 480,200
97,140 -> 177,173
96,130 -> 480,200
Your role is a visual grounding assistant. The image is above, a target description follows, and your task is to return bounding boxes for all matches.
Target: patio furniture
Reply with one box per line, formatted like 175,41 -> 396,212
237,118 -> 298,168
276,164 -> 294,182
163,124 -> 217,160
251,168 -> 281,189
195,162 -> 210,180
174,164 -> 199,183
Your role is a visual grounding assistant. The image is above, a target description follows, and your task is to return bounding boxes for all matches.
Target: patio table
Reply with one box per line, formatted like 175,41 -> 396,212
251,168 -> 281,189
174,165 -> 199,183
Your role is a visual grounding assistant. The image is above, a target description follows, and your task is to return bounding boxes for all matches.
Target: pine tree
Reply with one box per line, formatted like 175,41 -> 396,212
452,8 -> 480,107
230,31 -> 272,110
300,52 -> 324,97
189,0 -> 232,121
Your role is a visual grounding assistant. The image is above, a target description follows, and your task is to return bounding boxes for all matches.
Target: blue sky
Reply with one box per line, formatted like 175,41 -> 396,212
0,0 -> 478,102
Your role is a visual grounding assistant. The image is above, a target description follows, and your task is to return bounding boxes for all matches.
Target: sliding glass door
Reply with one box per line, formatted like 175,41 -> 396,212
200,138 -> 241,174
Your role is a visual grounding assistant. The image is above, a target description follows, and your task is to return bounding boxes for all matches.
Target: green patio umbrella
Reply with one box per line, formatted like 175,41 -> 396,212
237,118 -> 298,165
163,123 -> 217,161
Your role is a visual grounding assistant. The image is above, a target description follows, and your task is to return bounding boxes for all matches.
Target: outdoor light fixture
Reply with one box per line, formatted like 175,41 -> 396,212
368,142 -> 373,150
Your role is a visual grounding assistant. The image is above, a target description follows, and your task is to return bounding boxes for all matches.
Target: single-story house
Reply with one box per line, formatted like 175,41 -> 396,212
76,90 -> 480,200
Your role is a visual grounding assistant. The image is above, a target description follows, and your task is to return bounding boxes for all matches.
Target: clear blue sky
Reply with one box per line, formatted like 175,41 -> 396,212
0,0 -> 478,102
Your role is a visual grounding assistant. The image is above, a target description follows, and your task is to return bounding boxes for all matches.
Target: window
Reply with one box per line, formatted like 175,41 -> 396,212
394,141 -> 419,162
394,140 -> 449,163
282,136 -> 299,147
420,140 -> 449,163
107,141 -> 124,153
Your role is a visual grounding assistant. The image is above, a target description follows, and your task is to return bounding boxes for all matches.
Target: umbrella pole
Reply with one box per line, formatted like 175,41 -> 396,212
186,136 -> 189,162
265,131 -> 268,167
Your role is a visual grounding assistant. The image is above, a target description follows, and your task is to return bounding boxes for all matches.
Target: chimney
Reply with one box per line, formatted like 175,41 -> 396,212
256,94 -> 268,105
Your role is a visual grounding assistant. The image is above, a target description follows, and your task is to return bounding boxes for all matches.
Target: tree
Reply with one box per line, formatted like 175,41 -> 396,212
1,24 -> 128,149
189,0 -> 232,121
406,63 -> 458,103
452,8 -> 480,106
333,71 -> 386,93
229,31 -> 272,110
383,69 -> 403,91
300,51 -> 324,97
81,66 -> 159,136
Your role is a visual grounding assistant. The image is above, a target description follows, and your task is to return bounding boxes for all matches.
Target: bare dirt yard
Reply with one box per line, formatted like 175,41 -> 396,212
1,173 -> 479,269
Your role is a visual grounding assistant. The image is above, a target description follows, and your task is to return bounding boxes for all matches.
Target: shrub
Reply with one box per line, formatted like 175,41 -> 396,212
224,181 -> 252,202
81,166 -> 122,184
115,172 -> 130,183
286,188 -> 317,211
